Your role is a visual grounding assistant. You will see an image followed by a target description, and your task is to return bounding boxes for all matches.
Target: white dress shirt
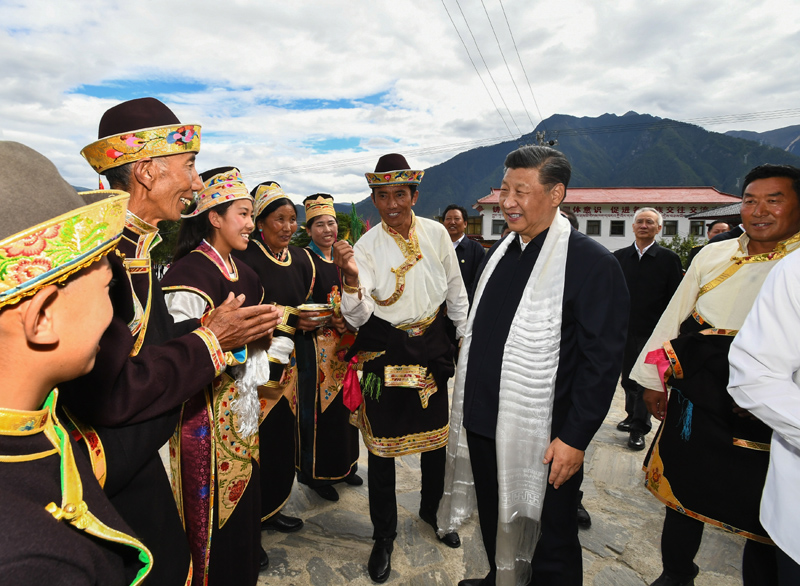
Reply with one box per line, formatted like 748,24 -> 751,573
341,214 -> 469,338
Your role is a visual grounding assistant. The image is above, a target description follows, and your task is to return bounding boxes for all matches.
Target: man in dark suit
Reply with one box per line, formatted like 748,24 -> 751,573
443,204 -> 485,301
686,219 -> 738,268
613,208 -> 683,450
441,145 -> 629,586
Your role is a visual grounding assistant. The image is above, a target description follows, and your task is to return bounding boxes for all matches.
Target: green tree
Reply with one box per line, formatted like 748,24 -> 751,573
658,234 -> 702,270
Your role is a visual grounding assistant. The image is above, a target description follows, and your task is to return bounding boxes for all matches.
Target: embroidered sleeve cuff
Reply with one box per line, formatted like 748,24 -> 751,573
192,326 -> 226,376
342,279 -> 361,295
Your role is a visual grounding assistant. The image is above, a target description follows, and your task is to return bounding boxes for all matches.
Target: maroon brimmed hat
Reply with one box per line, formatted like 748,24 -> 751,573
80,97 -> 201,174
365,153 -> 424,188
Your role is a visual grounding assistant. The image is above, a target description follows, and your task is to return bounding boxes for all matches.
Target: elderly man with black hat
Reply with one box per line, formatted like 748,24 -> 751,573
59,98 -> 279,585
333,153 -> 469,583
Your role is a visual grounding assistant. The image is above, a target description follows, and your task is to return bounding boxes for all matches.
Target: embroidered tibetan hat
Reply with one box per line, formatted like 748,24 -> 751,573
81,97 -> 201,174
251,181 -> 290,219
365,153 -> 424,188
0,141 -> 129,309
182,166 -> 252,218
303,193 -> 335,222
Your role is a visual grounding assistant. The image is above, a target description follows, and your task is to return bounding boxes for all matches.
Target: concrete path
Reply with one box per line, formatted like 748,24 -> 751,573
255,384 -> 746,585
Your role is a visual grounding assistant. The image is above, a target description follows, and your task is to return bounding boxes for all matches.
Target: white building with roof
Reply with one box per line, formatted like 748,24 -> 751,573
472,187 -> 741,252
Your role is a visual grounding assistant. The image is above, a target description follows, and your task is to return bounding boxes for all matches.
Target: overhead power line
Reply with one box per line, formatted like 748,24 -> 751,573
479,0 -> 535,131
498,0 -> 546,131
453,0 -> 523,134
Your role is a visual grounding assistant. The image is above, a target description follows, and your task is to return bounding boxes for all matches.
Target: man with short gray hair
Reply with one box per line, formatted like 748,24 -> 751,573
613,208 -> 683,450
440,145 -> 628,585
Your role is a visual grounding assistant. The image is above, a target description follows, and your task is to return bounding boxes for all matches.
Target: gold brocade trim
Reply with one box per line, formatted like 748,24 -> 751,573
303,248 -> 316,301
0,194 -> 128,309
19,391 -> 153,584
365,169 -> 424,187
691,309 -> 708,326
352,351 -> 386,370
304,196 -> 335,221
0,404 -> 50,435
396,308 -> 438,337
644,427 -> 774,545
253,183 -> 288,220
183,169 -> 251,218
193,326 -> 226,377
371,215 -> 423,307
662,341 -> 683,380
61,408 -> 107,489
212,375 -> 257,529
81,124 -> 201,174
254,239 -> 292,266
698,231 -> 800,297
128,269 -> 153,357
342,278 -> 360,295
733,438 -> 770,451
418,373 -> 437,409
125,212 -> 158,237
384,365 -> 427,388
699,328 -> 738,337
353,406 -> 448,458
162,285 -> 214,312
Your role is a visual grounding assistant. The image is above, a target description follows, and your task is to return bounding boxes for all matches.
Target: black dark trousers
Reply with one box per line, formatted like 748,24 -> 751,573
777,548 -> 800,585
661,507 -> 778,585
621,333 -> 652,434
368,447 -> 446,540
466,430 -> 583,586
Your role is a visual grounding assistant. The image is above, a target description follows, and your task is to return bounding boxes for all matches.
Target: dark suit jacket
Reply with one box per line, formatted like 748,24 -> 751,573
686,225 -> 745,268
613,242 -> 683,338
454,235 -> 485,301
463,230 -> 629,451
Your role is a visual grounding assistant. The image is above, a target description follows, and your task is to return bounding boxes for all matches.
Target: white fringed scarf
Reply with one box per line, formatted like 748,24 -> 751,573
438,211 -> 570,586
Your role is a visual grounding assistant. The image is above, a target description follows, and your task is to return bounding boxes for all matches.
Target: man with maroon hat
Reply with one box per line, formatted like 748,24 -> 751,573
60,98 -> 279,584
334,153 -> 469,583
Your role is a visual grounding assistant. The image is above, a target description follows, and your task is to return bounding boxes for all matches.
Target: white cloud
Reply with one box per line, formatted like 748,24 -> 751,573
1,0 -> 799,201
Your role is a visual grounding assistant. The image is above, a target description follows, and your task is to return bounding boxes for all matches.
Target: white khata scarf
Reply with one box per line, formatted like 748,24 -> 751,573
438,211 -> 570,586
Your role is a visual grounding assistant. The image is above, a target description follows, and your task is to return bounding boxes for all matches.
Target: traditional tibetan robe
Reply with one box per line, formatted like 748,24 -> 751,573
631,232 -> 800,542
0,391 -> 152,585
233,241 -> 314,519
59,212 -> 228,586
340,215 -> 468,457
161,241 -> 265,586
296,244 -> 359,486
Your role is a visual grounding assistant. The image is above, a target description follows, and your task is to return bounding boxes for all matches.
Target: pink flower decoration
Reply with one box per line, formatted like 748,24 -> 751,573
3,226 -> 60,257
7,257 -> 53,285
106,148 -> 124,160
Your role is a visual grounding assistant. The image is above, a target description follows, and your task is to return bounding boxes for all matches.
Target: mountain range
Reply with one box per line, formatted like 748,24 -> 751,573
331,112 -> 800,225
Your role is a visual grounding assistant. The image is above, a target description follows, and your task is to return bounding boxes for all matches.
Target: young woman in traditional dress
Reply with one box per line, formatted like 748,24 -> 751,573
295,194 -> 362,502
161,167 -> 267,585
233,181 -> 316,533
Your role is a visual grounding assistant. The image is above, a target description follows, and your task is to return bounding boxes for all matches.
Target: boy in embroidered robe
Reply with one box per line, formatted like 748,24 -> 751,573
0,141 -> 152,585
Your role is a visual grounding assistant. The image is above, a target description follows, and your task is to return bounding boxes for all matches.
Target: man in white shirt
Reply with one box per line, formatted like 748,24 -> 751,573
334,153 -> 469,583
729,251 -> 800,585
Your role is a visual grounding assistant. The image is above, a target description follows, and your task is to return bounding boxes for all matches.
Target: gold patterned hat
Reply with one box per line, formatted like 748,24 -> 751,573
365,153 -> 424,188
182,166 -> 253,218
252,181 -> 291,219
303,193 -> 336,222
80,97 -> 201,174
0,142 -> 129,309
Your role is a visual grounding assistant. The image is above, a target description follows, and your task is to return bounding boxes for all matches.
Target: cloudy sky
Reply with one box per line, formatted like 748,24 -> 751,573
2,0 -> 798,202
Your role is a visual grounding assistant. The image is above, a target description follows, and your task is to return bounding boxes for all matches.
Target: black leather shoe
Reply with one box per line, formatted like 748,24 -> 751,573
458,580 -> 484,586
419,507 -> 461,548
261,512 -> 304,533
344,471 -> 364,486
628,430 -> 646,451
312,485 -> 339,501
617,417 -> 633,432
577,501 -> 592,528
368,538 -> 393,583
259,546 -> 269,570
650,563 -> 699,585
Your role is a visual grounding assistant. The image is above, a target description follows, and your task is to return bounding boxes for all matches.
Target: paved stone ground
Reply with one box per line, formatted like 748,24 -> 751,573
255,384 -> 748,585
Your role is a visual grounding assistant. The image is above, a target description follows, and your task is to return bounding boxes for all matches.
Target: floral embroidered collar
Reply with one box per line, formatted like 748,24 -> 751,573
194,240 -> 238,280
255,237 -> 291,266
123,211 -> 162,259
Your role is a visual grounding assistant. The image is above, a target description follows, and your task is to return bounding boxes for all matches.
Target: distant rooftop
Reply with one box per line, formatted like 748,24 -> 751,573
687,201 -> 742,219
476,186 -> 740,207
